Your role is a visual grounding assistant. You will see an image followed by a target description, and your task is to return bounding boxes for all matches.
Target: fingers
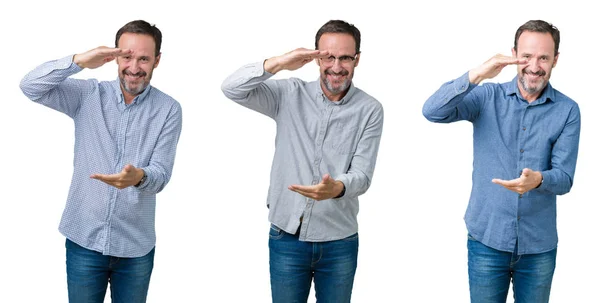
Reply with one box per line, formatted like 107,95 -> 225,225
90,173 -> 119,182
95,46 -> 132,57
288,184 -> 312,192
74,46 -> 133,69
288,185 -> 315,199
90,173 -> 130,189
292,48 -> 329,59
492,177 -> 527,194
490,54 -> 526,66
90,164 -> 139,190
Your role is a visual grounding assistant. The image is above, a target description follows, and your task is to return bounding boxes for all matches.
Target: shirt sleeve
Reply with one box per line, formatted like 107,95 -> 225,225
422,72 -> 484,123
221,61 -> 287,119
136,101 -> 183,194
19,55 -> 92,119
538,103 -> 581,195
336,103 -> 384,199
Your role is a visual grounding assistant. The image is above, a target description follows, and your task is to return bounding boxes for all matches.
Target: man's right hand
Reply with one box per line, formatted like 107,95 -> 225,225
468,54 -> 528,85
73,46 -> 132,69
264,48 -> 330,74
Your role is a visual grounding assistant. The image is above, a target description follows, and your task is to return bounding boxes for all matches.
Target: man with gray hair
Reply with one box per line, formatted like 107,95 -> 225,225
423,20 -> 580,302
222,19 -> 383,302
20,20 -> 182,302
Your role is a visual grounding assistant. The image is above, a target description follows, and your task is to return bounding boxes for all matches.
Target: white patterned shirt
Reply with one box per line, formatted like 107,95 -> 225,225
20,55 -> 182,257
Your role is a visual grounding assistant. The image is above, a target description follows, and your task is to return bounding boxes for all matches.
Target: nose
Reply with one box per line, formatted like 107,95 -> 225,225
527,58 -> 540,72
128,60 -> 140,73
330,59 -> 343,73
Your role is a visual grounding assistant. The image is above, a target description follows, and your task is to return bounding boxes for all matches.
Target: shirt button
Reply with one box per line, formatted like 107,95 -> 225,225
519,194 -> 523,198
520,149 -> 524,153
522,127 -> 526,131
517,216 -> 521,220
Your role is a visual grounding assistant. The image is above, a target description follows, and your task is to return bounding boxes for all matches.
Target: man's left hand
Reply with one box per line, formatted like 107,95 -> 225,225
91,164 -> 144,189
288,174 -> 345,201
492,168 -> 542,194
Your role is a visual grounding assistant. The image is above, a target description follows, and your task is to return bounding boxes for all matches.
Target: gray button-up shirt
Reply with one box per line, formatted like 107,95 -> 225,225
222,62 -> 384,242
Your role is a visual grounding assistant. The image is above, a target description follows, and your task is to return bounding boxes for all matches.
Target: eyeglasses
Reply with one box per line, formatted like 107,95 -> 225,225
320,54 -> 357,65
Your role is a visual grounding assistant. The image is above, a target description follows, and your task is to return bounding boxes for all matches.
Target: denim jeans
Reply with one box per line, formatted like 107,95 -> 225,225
268,224 -> 359,303
65,239 -> 154,303
467,235 -> 557,303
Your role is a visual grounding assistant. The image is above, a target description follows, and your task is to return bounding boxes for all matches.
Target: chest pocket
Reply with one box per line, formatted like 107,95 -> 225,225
330,122 -> 359,154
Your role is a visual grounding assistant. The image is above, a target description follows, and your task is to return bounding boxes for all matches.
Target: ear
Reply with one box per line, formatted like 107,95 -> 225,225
154,53 -> 161,68
511,47 -> 517,57
552,52 -> 560,68
354,53 -> 361,67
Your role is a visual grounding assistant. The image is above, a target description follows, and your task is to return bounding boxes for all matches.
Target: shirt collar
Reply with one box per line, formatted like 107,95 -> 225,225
507,75 -> 556,105
112,78 -> 153,106
315,78 -> 356,105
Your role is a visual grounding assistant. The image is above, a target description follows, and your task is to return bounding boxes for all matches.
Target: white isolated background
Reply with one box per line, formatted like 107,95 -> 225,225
1,0 -> 598,302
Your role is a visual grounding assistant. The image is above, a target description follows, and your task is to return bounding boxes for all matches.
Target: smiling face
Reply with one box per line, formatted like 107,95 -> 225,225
316,33 -> 360,101
512,31 -> 559,102
116,33 -> 160,103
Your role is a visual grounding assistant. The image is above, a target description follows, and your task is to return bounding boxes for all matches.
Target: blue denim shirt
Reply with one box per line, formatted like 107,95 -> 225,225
20,56 -> 182,258
423,72 -> 580,254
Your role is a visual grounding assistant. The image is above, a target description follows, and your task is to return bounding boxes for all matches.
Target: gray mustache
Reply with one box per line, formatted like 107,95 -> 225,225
325,70 -> 349,76
124,70 -> 147,77
524,69 -> 545,76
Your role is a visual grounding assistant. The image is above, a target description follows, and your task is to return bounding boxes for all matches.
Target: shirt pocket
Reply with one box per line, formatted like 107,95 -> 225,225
330,122 -> 359,154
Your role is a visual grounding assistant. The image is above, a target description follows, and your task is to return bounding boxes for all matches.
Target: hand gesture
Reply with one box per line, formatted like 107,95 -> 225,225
288,174 -> 345,201
73,46 -> 132,69
264,48 -> 330,74
469,54 -> 528,84
491,168 -> 542,195
90,164 -> 144,189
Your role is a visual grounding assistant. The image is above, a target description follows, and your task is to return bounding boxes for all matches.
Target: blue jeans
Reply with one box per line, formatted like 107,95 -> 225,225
65,239 -> 154,303
467,235 -> 556,303
268,224 -> 358,303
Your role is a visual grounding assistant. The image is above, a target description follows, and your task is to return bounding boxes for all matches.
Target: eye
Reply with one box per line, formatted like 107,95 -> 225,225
339,56 -> 353,62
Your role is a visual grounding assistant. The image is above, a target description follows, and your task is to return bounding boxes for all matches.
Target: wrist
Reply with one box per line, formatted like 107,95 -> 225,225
263,57 -> 282,74
334,181 -> 346,199
536,173 -> 544,189
468,69 -> 484,85
73,54 -> 86,69
135,169 -> 147,187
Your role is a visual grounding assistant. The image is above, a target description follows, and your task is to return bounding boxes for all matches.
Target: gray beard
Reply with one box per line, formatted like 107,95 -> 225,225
518,75 -> 545,95
120,77 -> 149,96
324,78 -> 350,95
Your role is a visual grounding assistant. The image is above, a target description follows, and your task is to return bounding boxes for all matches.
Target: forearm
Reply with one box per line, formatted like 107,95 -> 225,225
221,62 -> 283,118
537,169 -> 573,195
20,55 -> 89,117
336,171 -> 371,199
336,106 -> 383,199
538,105 -> 581,195
20,55 -> 82,101
136,164 -> 171,193
221,62 -> 274,101
136,103 -> 183,194
422,72 -> 478,123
